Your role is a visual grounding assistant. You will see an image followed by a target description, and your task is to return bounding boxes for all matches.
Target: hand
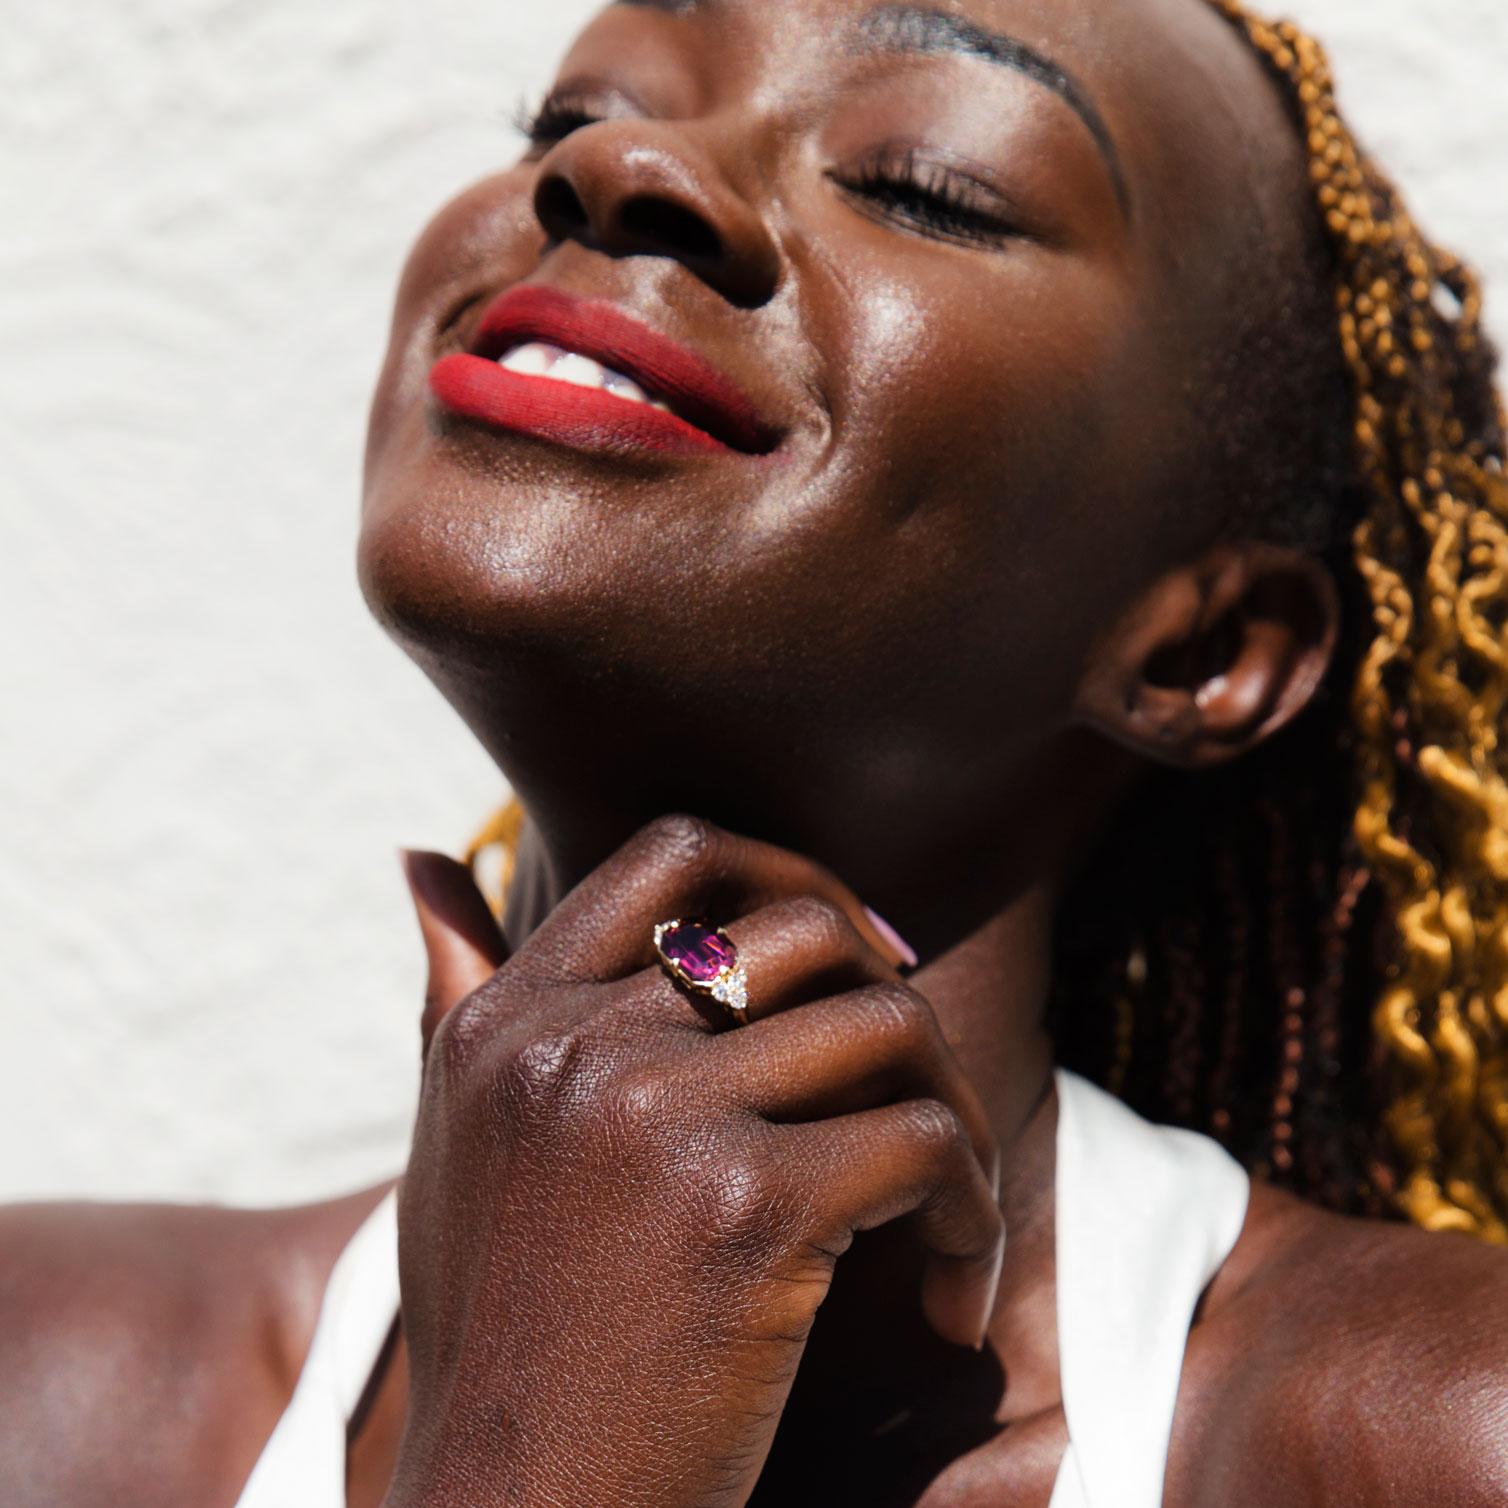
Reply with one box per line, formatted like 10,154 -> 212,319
386,816 -> 1003,1508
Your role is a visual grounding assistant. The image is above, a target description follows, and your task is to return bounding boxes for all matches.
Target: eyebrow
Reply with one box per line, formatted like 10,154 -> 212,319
854,7 -> 1129,214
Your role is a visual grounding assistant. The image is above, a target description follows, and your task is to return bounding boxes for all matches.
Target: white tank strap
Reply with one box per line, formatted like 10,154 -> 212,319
233,1186 -> 401,1508
1047,1070 -> 1249,1508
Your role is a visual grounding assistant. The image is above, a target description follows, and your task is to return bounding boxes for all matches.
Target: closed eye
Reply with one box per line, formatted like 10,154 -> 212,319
512,86 -> 610,149
833,147 -> 1021,246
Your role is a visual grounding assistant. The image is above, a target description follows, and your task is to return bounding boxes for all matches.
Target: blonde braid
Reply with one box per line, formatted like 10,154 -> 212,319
1212,0 -> 1508,1237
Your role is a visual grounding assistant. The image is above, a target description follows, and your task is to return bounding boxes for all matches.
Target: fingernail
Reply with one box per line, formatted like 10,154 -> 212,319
863,904 -> 918,969
398,848 -> 445,916
972,1292 -> 996,1352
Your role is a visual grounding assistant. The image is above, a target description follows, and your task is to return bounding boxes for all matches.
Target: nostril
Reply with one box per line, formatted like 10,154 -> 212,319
620,196 -> 723,262
535,177 -> 590,240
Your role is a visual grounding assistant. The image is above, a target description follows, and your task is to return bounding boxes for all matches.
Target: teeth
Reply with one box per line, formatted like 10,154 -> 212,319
601,368 -> 650,405
497,341 -> 558,377
550,351 -> 610,390
496,341 -> 674,416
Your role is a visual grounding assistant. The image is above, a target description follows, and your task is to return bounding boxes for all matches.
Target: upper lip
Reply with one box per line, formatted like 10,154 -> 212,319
465,285 -> 781,455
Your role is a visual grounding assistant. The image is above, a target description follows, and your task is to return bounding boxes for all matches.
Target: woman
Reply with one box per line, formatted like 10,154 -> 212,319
5,0 -> 1508,1503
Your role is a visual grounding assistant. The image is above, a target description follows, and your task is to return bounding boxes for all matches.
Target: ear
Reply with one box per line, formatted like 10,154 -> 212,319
1070,541 -> 1341,770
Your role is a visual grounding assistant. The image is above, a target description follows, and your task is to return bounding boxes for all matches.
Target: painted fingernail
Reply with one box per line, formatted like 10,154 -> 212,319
398,847 -> 454,917
863,905 -> 919,969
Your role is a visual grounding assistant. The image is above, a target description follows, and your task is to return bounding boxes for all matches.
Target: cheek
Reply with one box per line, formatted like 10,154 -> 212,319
832,254 -> 1131,501
363,169 -> 544,500
779,252 -> 1151,690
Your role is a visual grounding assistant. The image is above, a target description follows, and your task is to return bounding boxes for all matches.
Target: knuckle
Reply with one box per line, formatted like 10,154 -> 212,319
637,812 -> 722,873
704,1160 -> 779,1246
602,1068 -> 678,1128
488,994 -> 693,1134
685,1144 -> 785,1251
906,1097 -> 971,1155
428,989 -> 494,1080
865,981 -> 933,1041
494,1027 -> 605,1115
781,894 -> 852,949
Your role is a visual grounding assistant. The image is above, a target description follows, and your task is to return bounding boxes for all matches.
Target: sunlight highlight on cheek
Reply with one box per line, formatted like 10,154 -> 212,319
855,284 -> 931,375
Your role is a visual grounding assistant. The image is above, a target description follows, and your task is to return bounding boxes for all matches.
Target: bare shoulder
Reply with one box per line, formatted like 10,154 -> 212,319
1173,1181 -> 1508,1507
0,1179 -> 396,1508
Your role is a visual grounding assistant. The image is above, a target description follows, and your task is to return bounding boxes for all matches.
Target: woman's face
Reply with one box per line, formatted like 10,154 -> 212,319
360,0 -> 1313,868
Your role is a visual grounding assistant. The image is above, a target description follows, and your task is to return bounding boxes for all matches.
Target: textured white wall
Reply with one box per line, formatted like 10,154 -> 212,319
2,1 -> 1504,1207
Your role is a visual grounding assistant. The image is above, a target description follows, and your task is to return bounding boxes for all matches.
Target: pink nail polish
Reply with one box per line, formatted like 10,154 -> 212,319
863,904 -> 919,968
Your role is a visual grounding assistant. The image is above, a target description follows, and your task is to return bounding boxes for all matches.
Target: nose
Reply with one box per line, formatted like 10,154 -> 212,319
532,121 -> 781,309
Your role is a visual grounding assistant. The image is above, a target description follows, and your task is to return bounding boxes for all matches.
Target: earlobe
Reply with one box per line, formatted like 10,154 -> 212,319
1071,542 -> 1341,770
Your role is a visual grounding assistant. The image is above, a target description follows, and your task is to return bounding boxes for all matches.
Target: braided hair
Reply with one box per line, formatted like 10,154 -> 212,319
1052,1 -> 1508,1238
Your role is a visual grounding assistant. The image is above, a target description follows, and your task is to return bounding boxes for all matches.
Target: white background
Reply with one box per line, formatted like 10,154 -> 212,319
2,1 -> 1504,1206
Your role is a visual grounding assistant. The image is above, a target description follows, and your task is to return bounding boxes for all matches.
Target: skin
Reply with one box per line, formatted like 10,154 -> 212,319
4,0 -> 1508,1503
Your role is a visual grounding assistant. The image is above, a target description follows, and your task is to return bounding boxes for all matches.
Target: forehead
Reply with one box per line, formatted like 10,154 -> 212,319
583,0 -> 1268,116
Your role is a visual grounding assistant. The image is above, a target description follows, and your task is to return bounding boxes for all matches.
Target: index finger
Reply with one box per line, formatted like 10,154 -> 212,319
525,814 -> 914,980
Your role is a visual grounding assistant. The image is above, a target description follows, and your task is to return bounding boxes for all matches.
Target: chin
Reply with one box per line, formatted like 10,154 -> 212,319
358,516 -> 589,697
359,439 -> 648,667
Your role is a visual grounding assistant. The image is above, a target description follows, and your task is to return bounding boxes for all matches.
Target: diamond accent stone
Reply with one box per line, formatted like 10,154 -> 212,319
709,967 -> 749,1013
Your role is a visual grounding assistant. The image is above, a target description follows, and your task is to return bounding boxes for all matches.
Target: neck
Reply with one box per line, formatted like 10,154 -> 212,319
477,715 -> 1133,1409
499,779 -> 1064,1150
493,722 -> 1095,1181
489,719 -> 1121,952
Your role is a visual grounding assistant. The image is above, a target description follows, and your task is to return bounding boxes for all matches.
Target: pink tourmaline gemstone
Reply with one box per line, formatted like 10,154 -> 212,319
660,921 -> 736,983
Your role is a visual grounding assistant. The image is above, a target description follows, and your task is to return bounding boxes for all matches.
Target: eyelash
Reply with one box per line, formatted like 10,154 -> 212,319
511,88 -> 602,147
511,89 -> 1016,244
836,148 -> 1015,243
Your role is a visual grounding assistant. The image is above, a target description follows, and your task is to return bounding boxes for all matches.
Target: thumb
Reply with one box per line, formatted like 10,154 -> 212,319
399,849 -> 510,1055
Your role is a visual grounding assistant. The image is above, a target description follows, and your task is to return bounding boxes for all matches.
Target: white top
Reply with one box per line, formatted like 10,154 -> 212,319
1046,1070 -> 1249,1507
234,1069 -> 1250,1507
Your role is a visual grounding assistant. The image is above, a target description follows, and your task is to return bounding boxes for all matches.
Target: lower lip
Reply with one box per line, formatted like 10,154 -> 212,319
428,354 -> 731,458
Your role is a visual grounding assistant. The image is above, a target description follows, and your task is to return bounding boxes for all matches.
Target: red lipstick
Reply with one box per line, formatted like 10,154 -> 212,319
428,285 -> 780,458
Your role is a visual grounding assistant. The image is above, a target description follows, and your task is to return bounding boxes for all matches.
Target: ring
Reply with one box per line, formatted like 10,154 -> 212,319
653,918 -> 749,1026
